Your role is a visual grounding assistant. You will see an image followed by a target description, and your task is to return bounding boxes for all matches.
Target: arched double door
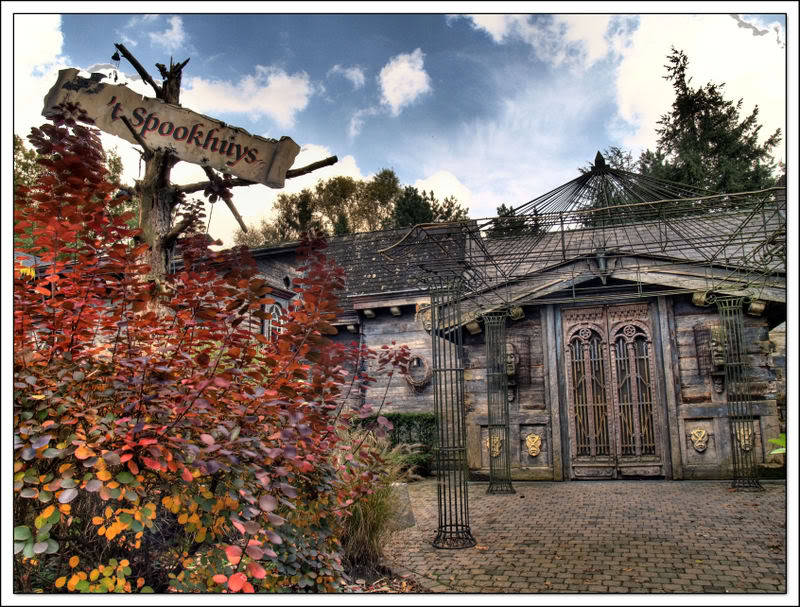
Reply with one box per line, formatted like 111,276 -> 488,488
562,303 -> 665,479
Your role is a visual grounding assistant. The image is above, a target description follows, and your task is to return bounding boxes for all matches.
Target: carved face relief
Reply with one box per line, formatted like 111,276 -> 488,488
690,427 -> 709,452
736,427 -> 754,452
525,433 -> 542,457
505,350 -> 517,376
710,327 -> 726,367
712,375 -> 725,394
483,436 -> 502,458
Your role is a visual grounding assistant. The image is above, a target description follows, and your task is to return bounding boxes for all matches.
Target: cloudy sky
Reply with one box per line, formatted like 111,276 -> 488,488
6,5 -> 795,247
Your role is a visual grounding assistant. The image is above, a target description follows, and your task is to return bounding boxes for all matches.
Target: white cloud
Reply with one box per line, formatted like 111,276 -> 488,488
400,73 -> 604,219
119,33 -> 138,47
183,66 -> 313,128
413,171 -> 473,208
13,14 -> 70,137
378,48 -> 432,116
348,106 -> 379,138
460,14 -> 615,68
328,64 -> 365,89
613,15 -> 786,161
148,16 -> 187,52
125,14 -> 159,29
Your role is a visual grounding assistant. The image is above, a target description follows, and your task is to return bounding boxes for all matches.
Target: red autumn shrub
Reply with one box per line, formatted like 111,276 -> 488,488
13,105 -> 409,593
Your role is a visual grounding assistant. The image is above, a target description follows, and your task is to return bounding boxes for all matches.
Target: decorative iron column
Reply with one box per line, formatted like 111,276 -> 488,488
483,311 -> 515,494
428,275 -> 476,548
715,297 -> 763,490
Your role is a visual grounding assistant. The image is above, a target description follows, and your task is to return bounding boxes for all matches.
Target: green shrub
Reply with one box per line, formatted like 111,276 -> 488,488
357,413 -> 436,476
335,428 -> 421,576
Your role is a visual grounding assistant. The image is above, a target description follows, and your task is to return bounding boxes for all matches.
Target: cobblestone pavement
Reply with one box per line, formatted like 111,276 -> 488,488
384,479 -> 786,594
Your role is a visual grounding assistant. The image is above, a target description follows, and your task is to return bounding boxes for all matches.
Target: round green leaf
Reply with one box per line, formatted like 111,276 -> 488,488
14,526 -> 31,541
115,471 -> 134,485
22,541 -> 35,559
14,541 -> 26,555
46,539 -> 59,554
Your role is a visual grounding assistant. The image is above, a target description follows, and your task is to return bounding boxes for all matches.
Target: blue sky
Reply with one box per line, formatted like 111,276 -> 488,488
6,5 -> 795,247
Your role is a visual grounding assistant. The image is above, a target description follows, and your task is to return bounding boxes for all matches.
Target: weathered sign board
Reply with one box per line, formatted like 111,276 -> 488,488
43,68 -> 301,189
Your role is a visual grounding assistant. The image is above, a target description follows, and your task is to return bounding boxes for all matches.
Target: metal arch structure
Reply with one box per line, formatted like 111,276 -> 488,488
377,153 -> 785,546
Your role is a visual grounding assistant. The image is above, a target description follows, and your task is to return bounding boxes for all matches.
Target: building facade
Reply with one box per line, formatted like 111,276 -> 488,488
251,225 -> 786,482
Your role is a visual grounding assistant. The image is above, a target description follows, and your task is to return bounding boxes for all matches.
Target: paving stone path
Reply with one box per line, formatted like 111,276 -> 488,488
384,479 -> 786,594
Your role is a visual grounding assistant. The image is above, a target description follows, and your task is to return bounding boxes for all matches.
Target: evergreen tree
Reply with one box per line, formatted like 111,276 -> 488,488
390,186 -> 434,228
640,47 -> 782,193
486,203 -> 543,238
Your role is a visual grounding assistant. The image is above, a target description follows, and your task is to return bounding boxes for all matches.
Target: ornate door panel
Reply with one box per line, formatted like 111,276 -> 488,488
563,304 -> 664,479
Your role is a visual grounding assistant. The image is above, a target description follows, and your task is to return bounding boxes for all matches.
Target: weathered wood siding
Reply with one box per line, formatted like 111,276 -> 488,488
670,295 -> 782,479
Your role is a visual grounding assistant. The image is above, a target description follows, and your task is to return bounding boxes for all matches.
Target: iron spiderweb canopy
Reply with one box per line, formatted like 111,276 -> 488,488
379,151 -> 785,313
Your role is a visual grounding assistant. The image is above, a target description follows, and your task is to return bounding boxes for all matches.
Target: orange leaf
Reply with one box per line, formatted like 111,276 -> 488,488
69,555 -> 80,568
74,445 -> 94,460
228,572 -> 246,592
181,467 -> 193,482
225,545 -> 242,565
127,460 -> 139,475
247,561 -> 266,579
91,516 -> 104,525
119,453 -> 133,463
42,505 -> 56,518
212,574 -> 228,584
137,577 -> 145,589
55,576 -> 67,588
97,469 -> 112,481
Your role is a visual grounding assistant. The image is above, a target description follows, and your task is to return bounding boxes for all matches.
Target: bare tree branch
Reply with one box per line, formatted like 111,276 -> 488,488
114,43 -> 163,98
174,155 -> 341,197
161,216 -> 195,246
201,167 -> 248,233
176,177 -> 257,195
286,155 -> 338,179
119,115 -> 153,159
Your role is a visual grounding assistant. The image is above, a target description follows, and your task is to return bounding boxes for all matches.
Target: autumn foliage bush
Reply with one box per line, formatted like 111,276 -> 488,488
13,105 -> 409,593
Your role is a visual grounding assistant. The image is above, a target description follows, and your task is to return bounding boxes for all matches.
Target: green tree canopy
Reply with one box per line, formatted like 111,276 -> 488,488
234,169 -> 469,246
640,47 -> 782,193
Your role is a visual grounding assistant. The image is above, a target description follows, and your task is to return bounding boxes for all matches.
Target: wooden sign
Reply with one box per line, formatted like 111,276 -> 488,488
42,68 -> 301,189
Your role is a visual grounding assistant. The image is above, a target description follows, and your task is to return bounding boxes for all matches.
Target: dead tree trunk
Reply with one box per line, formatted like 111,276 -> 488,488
115,44 -> 189,282
114,43 -> 338,284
